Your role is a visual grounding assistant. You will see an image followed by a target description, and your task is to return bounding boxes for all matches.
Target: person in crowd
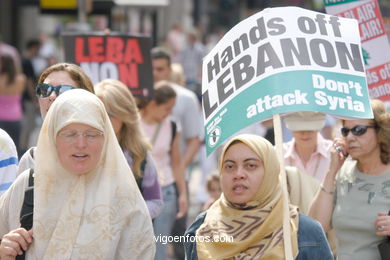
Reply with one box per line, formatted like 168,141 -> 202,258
184,134 -> 333,259
177,29 -> 205,99
202,173 -> 221,211
19,39 -> 41,154
151,48 -> 201,172
138,81 -> 187,260
151,47 -> 201,260
0,55 -> 26,152
283,112 -> 332,182
170,60 -> 214,210
322,115 -> 337,140
0,89 -> 155,259
283,115 -> 336,143
0,128 -> 18,195
17,62 -> 94,174
170,63 -> 186,87
283,112 -> 337,254
165,23 -> 186,62
0,34 -> 21,70
94,79 -> 163,219
32,33 -> 58,77
285,166 -> 320,215
309,99 -> 390,260
205,27 -> 225,54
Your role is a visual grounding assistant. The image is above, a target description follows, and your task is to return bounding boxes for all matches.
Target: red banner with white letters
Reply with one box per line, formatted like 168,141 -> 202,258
325,0 -> 390,101
63,33 -> 154,98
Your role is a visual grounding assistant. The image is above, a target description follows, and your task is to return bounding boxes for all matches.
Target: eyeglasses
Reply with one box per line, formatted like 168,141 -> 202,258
340,125 -> 376,137
36,83 -> 75,98
58,130 -> 104,143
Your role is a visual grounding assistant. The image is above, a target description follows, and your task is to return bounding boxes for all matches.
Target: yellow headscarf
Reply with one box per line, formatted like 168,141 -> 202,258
196,134 -> 298,260
27,89 -> 155,260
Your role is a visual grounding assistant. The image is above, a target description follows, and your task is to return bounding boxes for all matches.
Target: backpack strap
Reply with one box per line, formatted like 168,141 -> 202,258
16,168 -> 34,260
171,120 -> 177,145
28,168 -> 34,186
20,168 -> 34,230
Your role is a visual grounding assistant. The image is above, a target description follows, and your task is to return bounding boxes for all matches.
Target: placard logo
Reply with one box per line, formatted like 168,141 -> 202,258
208,126 -> 221,147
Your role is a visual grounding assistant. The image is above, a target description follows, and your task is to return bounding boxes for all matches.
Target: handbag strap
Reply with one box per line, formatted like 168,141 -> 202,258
151,123 -> 162,145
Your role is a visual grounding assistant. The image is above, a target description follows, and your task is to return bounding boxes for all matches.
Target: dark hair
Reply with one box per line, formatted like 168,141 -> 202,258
136,80 -> 176,109
0,55 -> 16,85
26,39 -> 41,50
154,80 -> 176,105
151,47 -> 171,66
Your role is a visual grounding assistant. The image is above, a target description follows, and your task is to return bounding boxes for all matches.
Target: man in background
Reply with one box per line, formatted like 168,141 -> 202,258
151,47 -> 201,260
177,30 -> 205,100
20,39 -> 41,154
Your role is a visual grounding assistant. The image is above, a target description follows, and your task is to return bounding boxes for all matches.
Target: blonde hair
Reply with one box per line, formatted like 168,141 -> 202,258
171,63 -> 185,86
94,79 -> 151,177
38,63 -> 94,93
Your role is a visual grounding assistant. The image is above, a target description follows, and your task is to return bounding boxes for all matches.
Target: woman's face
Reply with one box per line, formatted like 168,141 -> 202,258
343,119 -> 379,160
39,71 -> 77,118
56,123 -> 104,175
292,130 -> 318,148
220,142 -> 264,204
151,98 -> 176,122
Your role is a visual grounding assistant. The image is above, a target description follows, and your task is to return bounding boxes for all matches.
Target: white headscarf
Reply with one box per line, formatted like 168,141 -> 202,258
28,89 -> 155,259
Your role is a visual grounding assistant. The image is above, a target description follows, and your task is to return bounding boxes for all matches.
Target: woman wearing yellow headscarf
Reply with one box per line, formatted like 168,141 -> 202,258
184,134 -> 332,259
0,89 -> 155,259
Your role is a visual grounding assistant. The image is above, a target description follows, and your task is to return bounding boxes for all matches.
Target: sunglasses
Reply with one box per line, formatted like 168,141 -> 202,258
340,125 -> 376,137
35,83 -> 75,98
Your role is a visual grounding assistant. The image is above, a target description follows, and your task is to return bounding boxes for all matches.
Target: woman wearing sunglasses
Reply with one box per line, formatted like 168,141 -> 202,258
0,89 -> 155,259
309,99 -> 390,260
18,63 -> 94,175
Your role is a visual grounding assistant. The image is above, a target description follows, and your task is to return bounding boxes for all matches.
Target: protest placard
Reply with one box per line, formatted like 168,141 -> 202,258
324,0 -> 390,101
202,6 -> 372,155
63,33 -> 154,98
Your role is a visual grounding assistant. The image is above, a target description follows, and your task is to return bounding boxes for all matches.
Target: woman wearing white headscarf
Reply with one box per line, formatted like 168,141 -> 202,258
184,134 -> 332,259
0,89 -> 155,259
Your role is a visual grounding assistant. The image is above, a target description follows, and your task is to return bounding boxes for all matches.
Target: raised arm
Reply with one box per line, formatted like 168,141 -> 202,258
308,138 -> 347,231
182,137 -> 200,168
170,132 -> 188,219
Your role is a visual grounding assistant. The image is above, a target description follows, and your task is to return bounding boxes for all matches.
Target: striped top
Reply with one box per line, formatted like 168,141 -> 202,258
0,128 -> 18,194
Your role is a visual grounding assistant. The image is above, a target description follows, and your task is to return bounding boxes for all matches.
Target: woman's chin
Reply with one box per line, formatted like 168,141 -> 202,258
227,195 -> 251,205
